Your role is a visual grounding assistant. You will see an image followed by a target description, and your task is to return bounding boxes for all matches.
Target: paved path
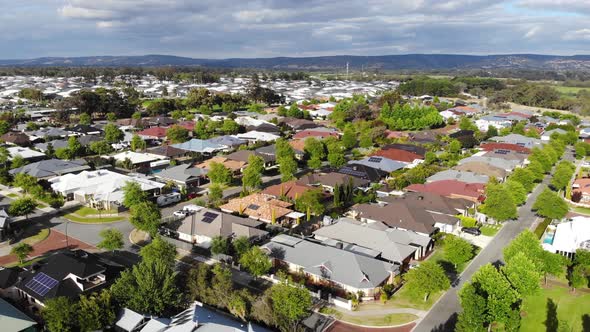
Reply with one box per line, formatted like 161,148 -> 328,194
333,306 -> 427,318
413,150 -> 576,332
327,321 -> 416,332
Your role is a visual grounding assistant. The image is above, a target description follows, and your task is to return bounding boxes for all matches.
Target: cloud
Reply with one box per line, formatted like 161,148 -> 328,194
0,0 -> 590,58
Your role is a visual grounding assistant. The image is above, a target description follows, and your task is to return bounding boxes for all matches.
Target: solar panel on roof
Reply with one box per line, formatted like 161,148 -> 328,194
339,167 -> 366,178
368,157 -> 382,163
201,212 -> 218,223
25,272 -> 58,296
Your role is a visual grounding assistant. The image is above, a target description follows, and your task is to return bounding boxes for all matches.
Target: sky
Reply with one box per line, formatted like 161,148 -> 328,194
2,0 -> 590,59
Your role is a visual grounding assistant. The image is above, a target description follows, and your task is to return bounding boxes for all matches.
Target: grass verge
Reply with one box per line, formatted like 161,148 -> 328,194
534,218 -> 552,239
570,206 -> 590,215
21,228 -> 50,246
480,224 -> 500,236
6,193 -> 18,198
73,206 -> 118,216
319,307 -> 417,327
64,214 -> 124,223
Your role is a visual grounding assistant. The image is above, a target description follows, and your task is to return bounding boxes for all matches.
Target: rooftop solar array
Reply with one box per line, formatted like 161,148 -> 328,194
201,212 -> 218,223
494,149 -> 509,155
368,157 -> 382,163
25,272 -> 58,296
339,167 -> 366,178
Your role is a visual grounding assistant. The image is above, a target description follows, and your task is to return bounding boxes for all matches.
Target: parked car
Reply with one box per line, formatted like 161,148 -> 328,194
461,227 -> 481,236
182,204 -> 202,213
173,210 -> 188,218
157,193 -> 182,207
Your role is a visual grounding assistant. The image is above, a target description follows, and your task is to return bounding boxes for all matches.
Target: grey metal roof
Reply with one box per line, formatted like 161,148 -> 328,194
9,158 -> 89,178
489,134 -> 543,148
155,164 -> 207,183
206,135 -> 247,147
172,139 -> 224,153
0,297 -> 36,332
262,234 -> 396,290
426,170 -> 489,184
457,155 -> 521,171
349,156 -> 407,173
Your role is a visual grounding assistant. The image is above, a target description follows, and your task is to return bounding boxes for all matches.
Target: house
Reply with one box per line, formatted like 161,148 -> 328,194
489,134 -> 543,148
426,170 -> 489,184
454,162 -> 507,180
541,128 -> 567,141
292,128 -> 339,140
280,118 -> 318,131
110,151 -> 168,172
313,218 -> 431,265
542,216 -> 590,259
7,146 -> 45,162
224,149 -> 276,168
262,234 -> 397,297
457,155 -> 523,172
480,142 -> 531,154
235,131 -> 280,144
27,127 -> 69,140
50,170 -> 165,210
172,139 -> 225,155
572,178 -> 590,203
449,130 -> 478,148
137,127 -> 168,140
0,209 -> 11,241
145,145 -> 189,159
115,308 -> 146,332
145,116 -> 176,127
155,164 -> 208,191
479,149 -> 529,163
195,156 -> 246,174
68,124 -> 102,136
0,132 -> 30,146
475,115 -> 512,132
371,144 -> 426,164
165,206 -> 268,248
9,159 -> 90,179
0,297 -> 36,332
6,250 -> 126,309
405,180 -> 485,203
262,180 -> 315,200
219,193 -> 295,224
35,135 -> 101,153
348,156 -> 407,173
297,172 -> 370,192
407,131 -> 438,144
206,135 -> 247,151
338,164 -> 389,183
255,144 -> 304,162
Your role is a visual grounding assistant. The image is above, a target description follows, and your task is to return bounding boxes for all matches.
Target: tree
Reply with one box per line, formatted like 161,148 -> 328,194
106,112 -> 118,122
444,235 -> 474,268
403,260 -> 450,301
551,161 -> 575,191
130,134 -> 146,151
232,236 -> 251,259
89,140 -> 114,155
242,155 -> 264,191
104,123 -> 124,143
228,291 -> 248,321
221,119 -> 240,134
341,125 -> 356,149
501,252 -> 541,296
208,184 -> 223,206
111,259 -> 181,316
11,243 -> 32,264
295,189 -> 325,221
486,125 -> 498,138
304,137 -> 325,161
456,283 -> 487,332
270,280 -> 313,331
122,181 -> 148,208
67,136 -> 84,158
326,140 -> 346,168
239,246 -> 272,278
78,290 -> 116,332
12,173 -> 38,193
129,202 -> 161,236
279,154 -> 297,182
210,235 -> 229,255
568,265 -> 587,293
510,167 -> 536,192
10,155 -> 27,169
459,117 -> 477,131
97,228 -> 124,252
140,236 -> 177,267
482,182 -> 517,221
533,187 -> 568,220
0,120 -> 10,135
8,196 -> 37,220
208,162 -> 232,185
505,180 -> 527,205
166,125 -> 190,144
448,139 -> 462,154
42,297 -> 78,332
79,113 -> 91,125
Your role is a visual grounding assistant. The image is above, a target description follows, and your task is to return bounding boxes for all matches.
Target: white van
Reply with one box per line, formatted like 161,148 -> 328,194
156,193 -> 181,207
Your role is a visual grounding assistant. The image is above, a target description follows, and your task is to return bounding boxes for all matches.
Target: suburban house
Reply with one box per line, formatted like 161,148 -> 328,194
67,124 -> 102,136
347,156 -> 407,173
262,234 -> 397,297
224,150 -> 276,169
49,170 -> 165,210
542,216 -> 590,259
313,218 -> 432,265
145,145 -> 189,160
154,164 -> 208,191
195,156 -> 247,174
489,134 -> 543,148
0,132 -> 30,146
172,139 -> 225,155
2,250 -> 126,310
137,127 -> 167,140
0,209 -> 11,241
0,297 -> 36,332
297,172 -> 370,193
219,193 -> 296,224
457,156 -> 522,172
256,143 -> 304,162
426,170 -> 489,185
292,128 -> 340,140
7,146 -> 45,162
27,127 -> 69,140
453,162 -> 507,180
206,135 -> 247,151
338,164 -> 389,183
541,128 -> 567,141
405,180 -> 485,203
165,207 -> 268,248
262,180 -> 316,200
475,115 -> 512,131
371,144 -> 426,165
572,178 -> 590,203
480,142 -> 532,154
9,159 -> 90,179
110,151 -> 169,173
235,131 -> 280,144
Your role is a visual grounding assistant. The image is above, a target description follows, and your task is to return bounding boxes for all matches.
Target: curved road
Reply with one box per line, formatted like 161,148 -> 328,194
413,150 -> 575,332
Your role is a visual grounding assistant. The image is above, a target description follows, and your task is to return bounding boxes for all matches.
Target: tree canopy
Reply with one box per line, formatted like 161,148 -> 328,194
403,260 -> 450,301
532,187 -> 568,220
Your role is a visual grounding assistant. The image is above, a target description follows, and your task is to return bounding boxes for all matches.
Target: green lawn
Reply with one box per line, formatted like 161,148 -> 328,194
72,206 -> 118,216
64,214 -> 124,223
429,244 -> 480,274
319,307 -> 417,327
21,228 -> 49,245
571,206 -> 590,216
520,285 -> 590,332
6,193 -> 18,198
553,86 -> 590,97
480,224 -> 501,237
386,284 -> 444,311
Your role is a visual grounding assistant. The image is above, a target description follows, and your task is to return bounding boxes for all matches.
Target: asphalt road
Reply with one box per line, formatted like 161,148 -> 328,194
413,150 -> 575,332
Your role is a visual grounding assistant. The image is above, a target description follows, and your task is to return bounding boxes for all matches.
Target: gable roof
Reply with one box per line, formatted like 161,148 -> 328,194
426,169 -> 489,184
338,164 -> 388,182
349,156 -> 407,173
172,139 -> 225,153
146,145 -> 187,158
454,162 -> 507,179
480,142 -> 531,154
137,127 -> 168,139
405,180 -> 485,202
155,164 -> 208,183
262,180 -> 314,200
206,135 -> 247,148
0,297 -> 36,332
0,132 -> 29,145
297,172 -> 370,189
9,159 -> 90,178
225,149 -> 275,164
219,193 -> 293,223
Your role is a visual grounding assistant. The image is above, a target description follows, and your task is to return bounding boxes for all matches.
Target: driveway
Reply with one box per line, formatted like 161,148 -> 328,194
455,231 -> 494,249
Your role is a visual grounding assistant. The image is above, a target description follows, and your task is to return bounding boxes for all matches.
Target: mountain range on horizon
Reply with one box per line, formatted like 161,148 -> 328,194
3,53 -> 590,71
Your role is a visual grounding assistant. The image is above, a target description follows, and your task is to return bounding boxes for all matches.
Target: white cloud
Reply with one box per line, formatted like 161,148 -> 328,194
563,28 -> 590,41
524,26 -> 540,38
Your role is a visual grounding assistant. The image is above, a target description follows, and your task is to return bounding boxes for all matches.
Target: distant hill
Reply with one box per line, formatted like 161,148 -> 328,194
3,54 -> 590,71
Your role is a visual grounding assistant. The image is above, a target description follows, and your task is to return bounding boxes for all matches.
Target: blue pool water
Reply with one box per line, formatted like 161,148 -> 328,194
543,232 -> 555,244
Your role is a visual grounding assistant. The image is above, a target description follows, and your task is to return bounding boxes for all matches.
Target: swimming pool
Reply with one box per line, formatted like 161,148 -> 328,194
543,231 -> 555,244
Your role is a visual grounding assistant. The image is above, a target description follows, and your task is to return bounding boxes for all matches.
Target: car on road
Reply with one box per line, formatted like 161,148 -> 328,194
173,210 -> 189,218
461,227 -> 482,236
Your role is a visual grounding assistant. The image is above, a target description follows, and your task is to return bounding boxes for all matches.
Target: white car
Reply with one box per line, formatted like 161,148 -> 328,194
173,210 -> 188,218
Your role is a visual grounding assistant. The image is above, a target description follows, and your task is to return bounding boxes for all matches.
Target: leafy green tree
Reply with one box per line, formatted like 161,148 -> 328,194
122,181 -> 148,208
509,167 -> 536,192
210,235 -> 229,255
568,265 -> 587,293
130,134 -> 146,151
295,189 -> 325,221
78,290 -> 116,332
12,173 -> 38,193
97,228 -> 124,252
221,119 -> 240,134
0,120 -> 10,135
228,291 -> 248,321
551,161 -> 575,191
10,155 -> 27,169
326,141 -> 346,168
279,155 -> 297,182
456,282 -> 487,332
140,236 -> 177,268
444,235 -> 474,268
459,117 -> 477,131
304,137 -> 325,161
79,113 -> 91,125
129,201 -> 161,236
341,125 -> 356,149
276,138 -> 294,161
239,246 -> 272,278
533,187 -> 568,220
530,147 -> 552,173
111,259 -> 181,316
166,125 -> 189,144
482,182 -> 517,221
42,297 -> 78,332
208,184 -> 223,206
67,136 -> 84,158
242,155 -> 264,191
270,280 -> 313,332
104,123 -> 124,143
11,243 -> 33,263
54,147 -> 73,160
403,260 -> 450,301
501,252 -> 541,296
106,112 -> 117,122
505,180 -> 527,205
527,160 -> 546,181
89,140 -> 114,155
208,162 -> 232,185
232,236 -> 251,259
8,196 -> 37,220
448,139 -> 462,154
486,125 -> 498,138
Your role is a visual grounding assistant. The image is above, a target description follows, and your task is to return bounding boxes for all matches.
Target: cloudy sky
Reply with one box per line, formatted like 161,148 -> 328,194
2,0 -> 590,59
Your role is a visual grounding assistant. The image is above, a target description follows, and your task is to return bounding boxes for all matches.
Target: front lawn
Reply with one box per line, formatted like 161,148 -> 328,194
385,284 -> 444,311
520,284 -> 590,332
570,206 -> 590,216
480,224 -> 501,237
319,307 -> 418,327
21,228 -> 50,245
64,214 -> 124,223
72,206 -> 118,216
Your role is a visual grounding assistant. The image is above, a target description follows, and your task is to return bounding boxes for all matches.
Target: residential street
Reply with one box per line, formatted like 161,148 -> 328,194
413,150 -> 576,332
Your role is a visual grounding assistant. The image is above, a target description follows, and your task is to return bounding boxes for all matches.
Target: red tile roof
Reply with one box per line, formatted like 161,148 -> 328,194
405,180 -> 485,202
293,130 -> 339,140
176,121 -> 196,131
137,127 -> 168,138
480,142 -> 531,154
371,149 -> 422,163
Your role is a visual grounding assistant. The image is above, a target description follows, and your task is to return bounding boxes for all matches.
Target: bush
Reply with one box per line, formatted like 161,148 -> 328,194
458,216 -> 477,228
572,191 -> 583,203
